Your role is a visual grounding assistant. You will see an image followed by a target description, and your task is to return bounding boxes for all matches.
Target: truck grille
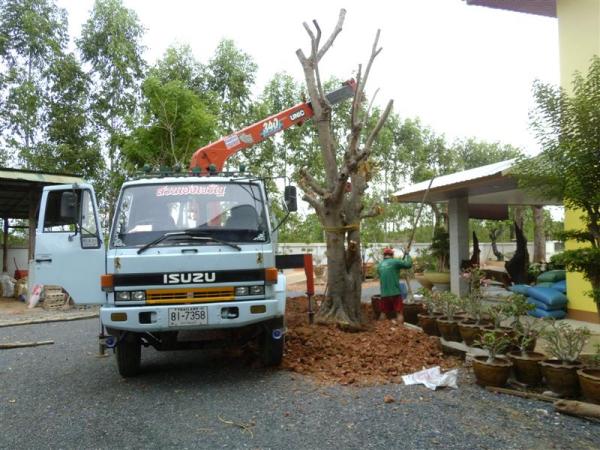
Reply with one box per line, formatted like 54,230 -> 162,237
146,287 -> 235,304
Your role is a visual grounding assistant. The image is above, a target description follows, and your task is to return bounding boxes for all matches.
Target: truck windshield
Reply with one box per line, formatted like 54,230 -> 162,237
111,182 -> 269,248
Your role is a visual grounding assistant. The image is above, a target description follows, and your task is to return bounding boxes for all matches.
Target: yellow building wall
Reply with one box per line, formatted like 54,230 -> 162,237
557,0 -> 600,321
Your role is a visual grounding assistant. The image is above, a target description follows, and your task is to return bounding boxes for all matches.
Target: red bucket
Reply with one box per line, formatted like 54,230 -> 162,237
14,269 -> 28,280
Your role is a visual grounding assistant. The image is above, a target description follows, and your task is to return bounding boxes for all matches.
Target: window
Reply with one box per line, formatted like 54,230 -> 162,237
111,182 -> 269,248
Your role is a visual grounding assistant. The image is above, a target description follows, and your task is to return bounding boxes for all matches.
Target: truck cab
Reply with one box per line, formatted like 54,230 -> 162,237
31,174 -> 293,377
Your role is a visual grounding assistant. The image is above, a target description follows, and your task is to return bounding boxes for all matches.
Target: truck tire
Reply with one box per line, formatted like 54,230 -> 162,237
116,333 -> 141,377
260,319 -> 285,367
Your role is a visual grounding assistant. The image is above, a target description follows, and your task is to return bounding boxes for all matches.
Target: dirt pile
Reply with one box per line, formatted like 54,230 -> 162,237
282,296 -> 460,386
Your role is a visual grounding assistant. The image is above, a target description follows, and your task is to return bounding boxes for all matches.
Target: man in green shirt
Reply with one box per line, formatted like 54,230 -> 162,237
376,247 -> 413,322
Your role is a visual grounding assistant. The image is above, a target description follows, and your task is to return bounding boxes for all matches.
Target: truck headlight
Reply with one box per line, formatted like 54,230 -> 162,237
131,291 -> 146,301
116,291 -> 131,301
235,286 -> 249,296
250,285 -> 264,295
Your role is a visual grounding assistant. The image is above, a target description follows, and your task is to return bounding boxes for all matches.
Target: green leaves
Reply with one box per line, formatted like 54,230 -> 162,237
122,75 -> 215,169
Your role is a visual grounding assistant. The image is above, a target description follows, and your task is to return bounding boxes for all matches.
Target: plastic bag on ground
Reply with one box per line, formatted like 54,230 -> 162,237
28,284 -> 43,309
402,366 -> 458,391
0,272 -> 15,297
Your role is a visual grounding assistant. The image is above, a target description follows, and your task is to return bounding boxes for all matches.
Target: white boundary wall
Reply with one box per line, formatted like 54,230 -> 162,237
277,241 -> 561,265
0,246 -> 29,277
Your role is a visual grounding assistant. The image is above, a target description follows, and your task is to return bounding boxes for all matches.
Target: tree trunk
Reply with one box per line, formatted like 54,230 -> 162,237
532,205 -> 546,263
317,225 -> 363,328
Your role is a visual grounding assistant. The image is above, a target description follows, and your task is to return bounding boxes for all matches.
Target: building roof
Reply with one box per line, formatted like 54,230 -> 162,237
465,0 -> 557,18
391,159 -> 561,217
0,167 -> 83,220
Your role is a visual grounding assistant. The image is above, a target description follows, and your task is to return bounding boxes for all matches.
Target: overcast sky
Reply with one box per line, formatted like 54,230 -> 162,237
57,0 -> 559,155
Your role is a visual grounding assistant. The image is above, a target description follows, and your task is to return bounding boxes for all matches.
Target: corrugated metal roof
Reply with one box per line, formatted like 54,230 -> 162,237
0,168 -> 84,220
0,168 -> 82,185
392,159 -> 515,198
391,158 -> 561,207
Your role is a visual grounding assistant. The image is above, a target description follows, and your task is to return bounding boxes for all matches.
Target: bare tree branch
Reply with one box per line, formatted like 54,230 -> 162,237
298,167 -> 328,197
317,9 -> 346,62
302,21 -> 316,43
365,88 -> 379,123
364,99 -> 393,152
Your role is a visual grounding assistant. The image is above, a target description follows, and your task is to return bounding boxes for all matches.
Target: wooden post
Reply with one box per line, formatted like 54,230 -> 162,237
28,190 -> 37,262
2,217 -> 8,272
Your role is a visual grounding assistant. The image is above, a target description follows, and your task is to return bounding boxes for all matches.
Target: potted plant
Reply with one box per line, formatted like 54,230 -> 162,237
423,226 -> 450,289
507,318 -> 547,386
458,267 -> 492,346
417,288 -> 441,336
413,248 -> 436,291
577,344 -> 600,404
540,321 -> 591,397
485,303 -> 514,348
505,293 -> 536,351
472,331 -> 514,387
435,291 -> 462,342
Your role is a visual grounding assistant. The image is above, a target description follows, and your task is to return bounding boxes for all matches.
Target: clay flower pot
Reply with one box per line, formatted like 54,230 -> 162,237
472,356 -> 513,387
458,320 -> 490,346
436,317 -> 462,342
507,351 -> 546,386
418,313 -> 440,336
414,273 -> 433,291
577,368 -> 600,404
403,302 -> 424,326
540,359 -> 584,397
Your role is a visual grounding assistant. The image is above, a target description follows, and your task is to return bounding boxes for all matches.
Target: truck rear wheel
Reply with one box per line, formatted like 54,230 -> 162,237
116,333 -> 141,377
260,319 -> 285,367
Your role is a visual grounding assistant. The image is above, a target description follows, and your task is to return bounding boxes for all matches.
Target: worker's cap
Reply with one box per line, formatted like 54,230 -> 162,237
383,247 -> 394,256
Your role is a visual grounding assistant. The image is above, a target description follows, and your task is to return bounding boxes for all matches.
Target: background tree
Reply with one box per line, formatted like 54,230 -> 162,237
0,0 -> 68,166
204,39 -> 257,136
295,10 -> 392,328
77,0 -> 145,217
515,56 -> 600,319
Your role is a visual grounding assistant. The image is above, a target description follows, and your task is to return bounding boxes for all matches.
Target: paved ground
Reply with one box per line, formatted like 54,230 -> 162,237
1,319 -> 599,449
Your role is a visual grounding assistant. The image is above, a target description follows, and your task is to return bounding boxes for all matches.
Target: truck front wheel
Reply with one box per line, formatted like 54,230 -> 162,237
260,319 -> 285,367
116,333 -> 141,377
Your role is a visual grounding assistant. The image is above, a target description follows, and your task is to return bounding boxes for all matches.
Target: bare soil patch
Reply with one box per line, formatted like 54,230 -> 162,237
283,296 -> 461,386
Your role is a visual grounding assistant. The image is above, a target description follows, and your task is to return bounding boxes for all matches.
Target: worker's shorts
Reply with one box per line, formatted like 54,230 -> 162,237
380,295 -> 403,314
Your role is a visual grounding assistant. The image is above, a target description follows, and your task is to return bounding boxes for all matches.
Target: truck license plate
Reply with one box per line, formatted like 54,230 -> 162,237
168,306 -> 208,326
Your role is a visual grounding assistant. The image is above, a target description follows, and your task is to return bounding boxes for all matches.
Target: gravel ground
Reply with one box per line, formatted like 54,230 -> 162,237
1,319 -> 599,449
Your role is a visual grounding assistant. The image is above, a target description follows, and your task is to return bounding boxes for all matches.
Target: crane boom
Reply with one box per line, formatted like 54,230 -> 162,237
189,79 -> 357,173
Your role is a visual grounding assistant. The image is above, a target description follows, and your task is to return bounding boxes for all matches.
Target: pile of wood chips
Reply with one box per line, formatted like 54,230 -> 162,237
282,296 -> 461,386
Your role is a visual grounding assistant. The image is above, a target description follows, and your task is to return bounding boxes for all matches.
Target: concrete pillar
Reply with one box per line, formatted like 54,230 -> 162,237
448,197 -> 469,297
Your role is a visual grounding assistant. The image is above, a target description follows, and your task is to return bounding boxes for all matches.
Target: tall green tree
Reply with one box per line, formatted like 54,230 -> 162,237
27,52 -> 102,179
204,39 -> 257,135
515,56 -> 600,319
122,75 -> 215,169
0,0 -> 68,165
450,138 -> 522,170
77,0 -> 145,214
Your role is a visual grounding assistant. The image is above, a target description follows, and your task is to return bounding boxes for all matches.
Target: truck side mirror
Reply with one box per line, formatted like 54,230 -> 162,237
60,191 -> 78,222
284,186 -> 297,212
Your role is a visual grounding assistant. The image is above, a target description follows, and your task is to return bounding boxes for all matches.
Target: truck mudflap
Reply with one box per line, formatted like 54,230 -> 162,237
100,298 -> 284,332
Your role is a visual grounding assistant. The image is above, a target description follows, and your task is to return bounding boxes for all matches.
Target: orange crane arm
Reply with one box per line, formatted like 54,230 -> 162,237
189,80 -> 356,173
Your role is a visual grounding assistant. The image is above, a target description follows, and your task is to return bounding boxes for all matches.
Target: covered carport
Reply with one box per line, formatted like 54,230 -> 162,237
0,167 -> 83,274
391,159 -> 561,296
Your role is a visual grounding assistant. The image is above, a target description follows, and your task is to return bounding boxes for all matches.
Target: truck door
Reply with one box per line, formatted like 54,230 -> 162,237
32,184 -> 105,304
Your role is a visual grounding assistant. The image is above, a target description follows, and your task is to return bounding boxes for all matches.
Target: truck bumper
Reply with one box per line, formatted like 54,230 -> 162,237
100,298 -> 284,332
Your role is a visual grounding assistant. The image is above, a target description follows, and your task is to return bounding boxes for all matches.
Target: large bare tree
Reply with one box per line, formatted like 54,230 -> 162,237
295,9 -> 392,328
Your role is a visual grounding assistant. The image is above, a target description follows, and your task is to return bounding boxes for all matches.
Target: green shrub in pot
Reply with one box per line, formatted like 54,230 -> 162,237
540,321 -> 591,397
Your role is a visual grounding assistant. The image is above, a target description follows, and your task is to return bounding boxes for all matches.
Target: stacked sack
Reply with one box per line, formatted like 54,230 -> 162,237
510,270 -> 568,319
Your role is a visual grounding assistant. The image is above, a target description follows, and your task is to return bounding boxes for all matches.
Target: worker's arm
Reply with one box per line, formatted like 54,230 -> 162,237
394,254 -> 412,270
